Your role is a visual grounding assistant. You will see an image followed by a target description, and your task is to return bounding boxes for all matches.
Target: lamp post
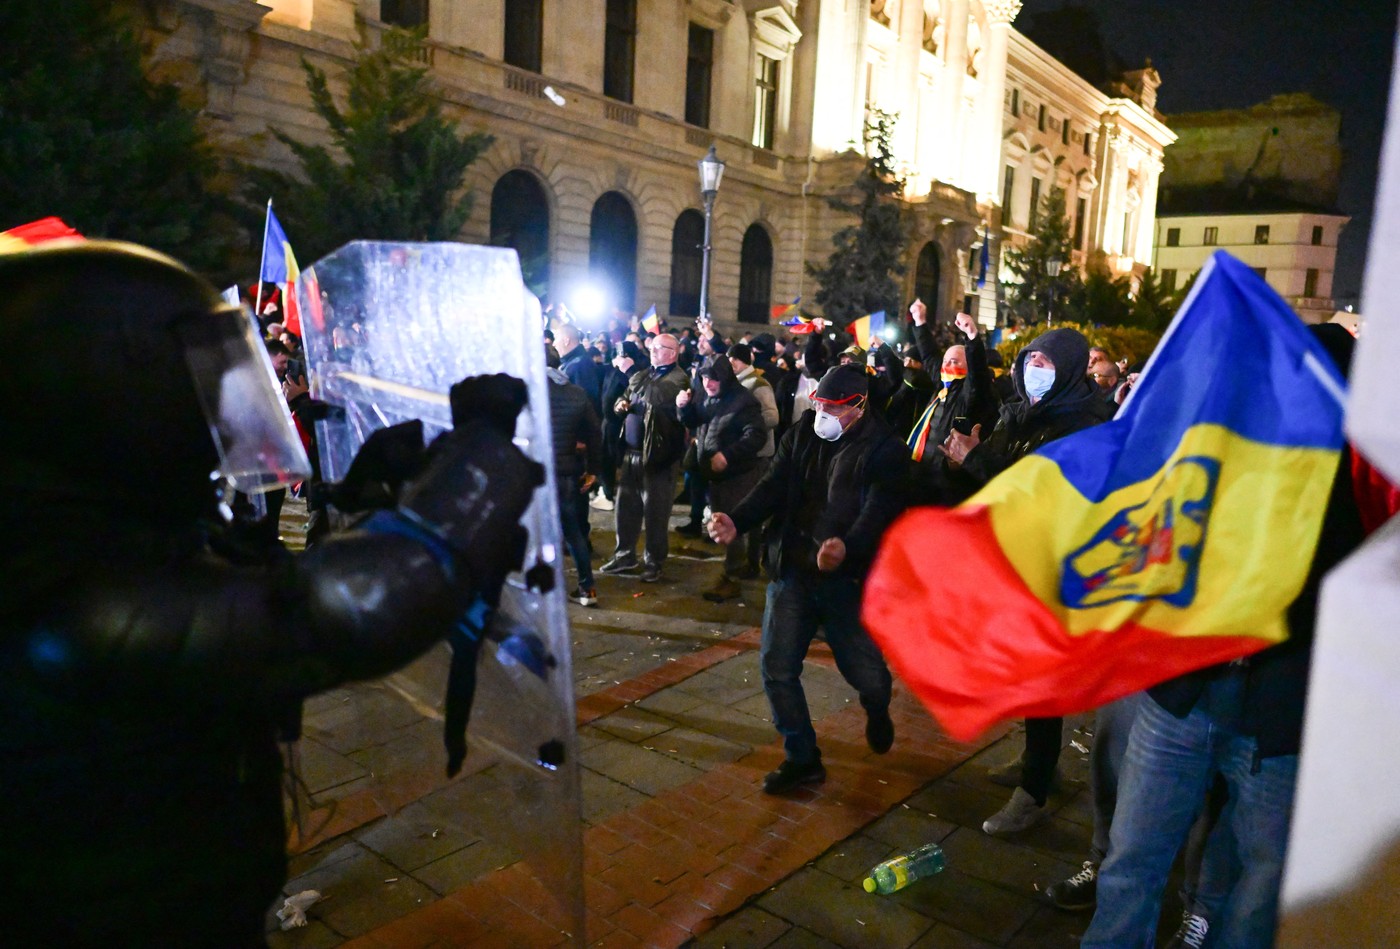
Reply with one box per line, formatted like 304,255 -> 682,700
1045,255 -> 1064,326
697,144 -> 725,321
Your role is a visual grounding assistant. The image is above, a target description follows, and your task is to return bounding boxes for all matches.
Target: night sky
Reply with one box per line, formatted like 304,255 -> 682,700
1017,0 -> 1400,305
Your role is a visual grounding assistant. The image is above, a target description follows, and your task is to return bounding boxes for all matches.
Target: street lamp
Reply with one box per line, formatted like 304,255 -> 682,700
697,144 -> 725,322
1045,255 -> 1064,326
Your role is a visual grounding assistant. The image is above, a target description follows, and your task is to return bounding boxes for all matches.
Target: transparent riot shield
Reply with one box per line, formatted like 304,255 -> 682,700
293,242 -> 582,944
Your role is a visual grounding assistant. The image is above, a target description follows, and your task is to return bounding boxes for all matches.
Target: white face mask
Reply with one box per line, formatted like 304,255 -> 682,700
813,408 -> 846,441
1023,363 -> 1056,401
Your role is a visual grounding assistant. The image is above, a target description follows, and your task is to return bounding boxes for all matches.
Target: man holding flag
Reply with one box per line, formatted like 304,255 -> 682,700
863,252 -> 1356,943
1083,322 -> 1363,949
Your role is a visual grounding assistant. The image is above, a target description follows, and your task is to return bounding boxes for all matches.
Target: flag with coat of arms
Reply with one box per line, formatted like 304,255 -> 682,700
862,251 -> 1348,740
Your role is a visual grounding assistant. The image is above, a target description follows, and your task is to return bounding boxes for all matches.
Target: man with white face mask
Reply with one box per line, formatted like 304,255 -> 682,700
939,326 -> 1116,838
708,365 -> 910,794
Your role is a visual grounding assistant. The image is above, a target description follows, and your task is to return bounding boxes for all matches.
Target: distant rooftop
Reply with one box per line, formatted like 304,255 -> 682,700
1158,183 -> 1345,217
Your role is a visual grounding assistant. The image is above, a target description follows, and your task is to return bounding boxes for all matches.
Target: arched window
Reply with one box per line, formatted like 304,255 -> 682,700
737,224 -> 773,324
589,191 -> 638,313
669,210 -> 705,318
914,241 -> 941,318
490,170 -> 551,298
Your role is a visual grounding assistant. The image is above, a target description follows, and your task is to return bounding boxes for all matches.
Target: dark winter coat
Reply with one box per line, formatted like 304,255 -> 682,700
728,407 -> 910,580
546,367 -> 601,484
560,343 -> 604,412
678,357 -> 765,482
908,325 -> 1001,505
616,361 -> 688,467
955,327 -> 1115,490
600,361 -> 638,459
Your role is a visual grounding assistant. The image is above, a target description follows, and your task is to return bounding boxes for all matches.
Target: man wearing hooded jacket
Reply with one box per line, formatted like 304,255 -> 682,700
940,327 -> 1115,836
709,365 -> 910,794
677,355 -> 765,602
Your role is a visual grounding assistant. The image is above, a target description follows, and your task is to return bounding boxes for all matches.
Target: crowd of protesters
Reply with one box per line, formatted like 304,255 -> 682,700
518,294 -> 1372,949
251,278 -> 1366,949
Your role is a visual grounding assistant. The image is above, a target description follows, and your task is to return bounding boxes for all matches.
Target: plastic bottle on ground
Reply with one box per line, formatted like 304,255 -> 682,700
862,842 -> 946,895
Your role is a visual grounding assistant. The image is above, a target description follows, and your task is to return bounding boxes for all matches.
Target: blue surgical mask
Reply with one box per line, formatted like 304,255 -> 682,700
1023,364 -> 1056,400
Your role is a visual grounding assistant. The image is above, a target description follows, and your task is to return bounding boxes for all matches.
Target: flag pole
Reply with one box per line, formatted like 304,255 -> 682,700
254,198 -> 272,318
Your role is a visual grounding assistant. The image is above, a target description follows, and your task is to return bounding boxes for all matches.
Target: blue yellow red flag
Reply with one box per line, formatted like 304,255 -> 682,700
0,217 -> 83,253
770,296 -> 800,323
641,304 -> 659,334
862,251 -> 1347,740
977,226 -> 990,288
848,310 -> 885,349
259,205 -> 302,335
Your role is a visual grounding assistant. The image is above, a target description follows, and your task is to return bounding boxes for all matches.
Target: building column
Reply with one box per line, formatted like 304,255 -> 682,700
1135,156 -> 1164,264
891,0 -> 926,161
975,0 -> 1021,203
1093,119 -> 1126,257
935,0 -> 969,183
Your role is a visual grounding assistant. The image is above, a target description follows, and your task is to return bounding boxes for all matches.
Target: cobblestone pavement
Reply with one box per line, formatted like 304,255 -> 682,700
259,498 -> 1175,948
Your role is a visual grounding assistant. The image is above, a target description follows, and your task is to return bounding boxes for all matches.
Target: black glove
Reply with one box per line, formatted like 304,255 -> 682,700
397,375 -> 544,604
326,420 -> 426,513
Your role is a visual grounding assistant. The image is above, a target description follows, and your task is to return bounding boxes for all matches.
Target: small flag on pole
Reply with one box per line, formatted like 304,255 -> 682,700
977,227 -> 990,289
848,311 -> 886,349
259,204 -> 301,336
770,296 -> 801,323
641,305 -> 659,334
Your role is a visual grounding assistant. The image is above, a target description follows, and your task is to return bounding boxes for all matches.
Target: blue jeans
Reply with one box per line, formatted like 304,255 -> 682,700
1090,692 -> 1143,861
1083,695 -> 1298,949
557,486 -> 594,588
760,572 -> 892,764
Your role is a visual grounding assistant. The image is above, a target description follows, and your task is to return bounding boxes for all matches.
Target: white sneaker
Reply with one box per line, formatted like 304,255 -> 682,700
982,787 -> 1046,836
1164,911 -> 1209,949
590,495 -> 615,511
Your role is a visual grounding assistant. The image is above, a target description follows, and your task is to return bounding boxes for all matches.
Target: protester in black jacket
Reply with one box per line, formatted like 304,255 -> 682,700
546,350 -> 603,606
595,341 -> 644,509
905,302 -> 1000,505
601,334 -> 688,582
709,365 -> 910,795
678,356 -> 765,601
940,326 -> 1114,837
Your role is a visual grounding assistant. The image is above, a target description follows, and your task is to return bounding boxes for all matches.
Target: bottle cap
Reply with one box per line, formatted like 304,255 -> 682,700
862,877 -> 877,893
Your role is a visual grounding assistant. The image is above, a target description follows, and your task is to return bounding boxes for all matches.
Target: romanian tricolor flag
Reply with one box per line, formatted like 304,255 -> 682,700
0,217 -> 83,253
259,203 -> 302,336
848,310 -> 885,350
770,296 -> 800,323
641,304 -> 659,334
863,251 -> 1347,740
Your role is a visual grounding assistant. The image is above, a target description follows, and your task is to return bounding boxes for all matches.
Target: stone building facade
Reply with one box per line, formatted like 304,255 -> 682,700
141,0 -> 1174,333
1152,94 -> 1348,323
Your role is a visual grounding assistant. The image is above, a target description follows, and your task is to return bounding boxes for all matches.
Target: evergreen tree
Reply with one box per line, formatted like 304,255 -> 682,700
808,111 -> 907,325
0,0 -> 235,272
1003,187 -> 1080,326
249,28 -> 493,261
1128,268 -> 1173,331
1072,266 -> 1133,326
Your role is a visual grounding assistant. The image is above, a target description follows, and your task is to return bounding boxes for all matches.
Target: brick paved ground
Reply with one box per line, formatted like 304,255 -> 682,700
261,500 -> 1158,949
